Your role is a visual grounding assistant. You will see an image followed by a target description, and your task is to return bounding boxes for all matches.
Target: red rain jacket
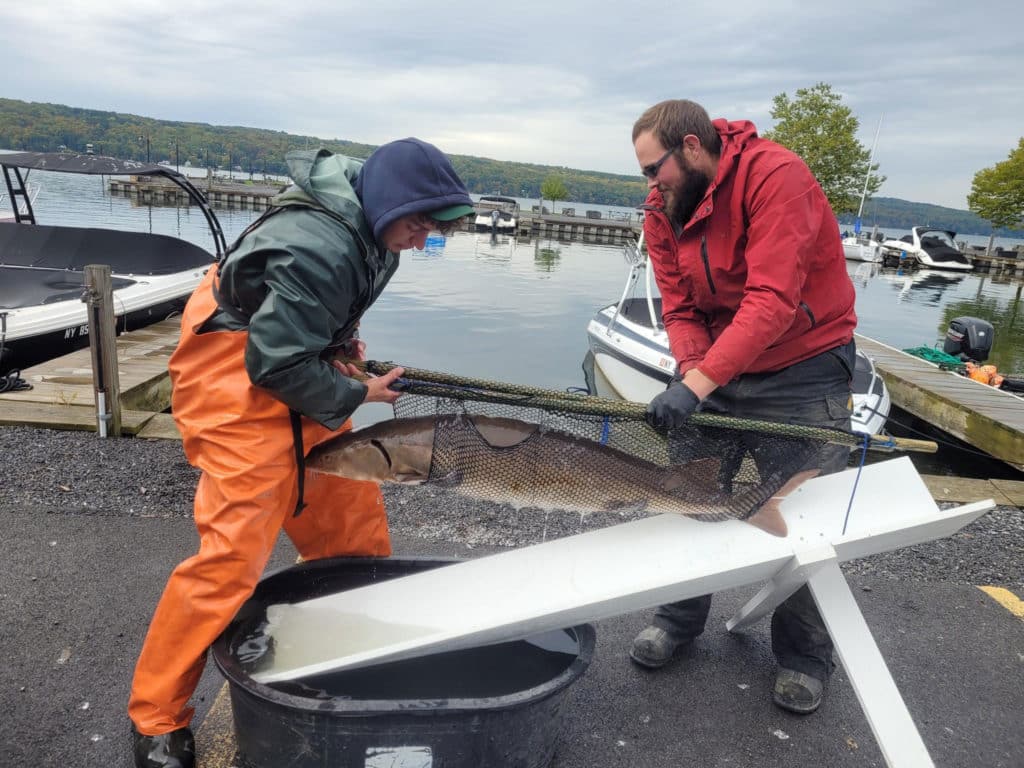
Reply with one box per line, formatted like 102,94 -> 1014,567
643,119 -> 857,386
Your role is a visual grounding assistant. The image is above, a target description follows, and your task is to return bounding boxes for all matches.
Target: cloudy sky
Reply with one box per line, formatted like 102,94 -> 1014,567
1,0 -> 1019,210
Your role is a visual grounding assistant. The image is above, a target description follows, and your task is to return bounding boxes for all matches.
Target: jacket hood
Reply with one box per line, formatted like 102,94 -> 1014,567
276,149 -> 375,253
354,137 -> 474,245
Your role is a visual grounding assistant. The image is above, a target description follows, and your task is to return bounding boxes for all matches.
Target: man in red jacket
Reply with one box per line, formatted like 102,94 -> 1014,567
629,99 -> 857,714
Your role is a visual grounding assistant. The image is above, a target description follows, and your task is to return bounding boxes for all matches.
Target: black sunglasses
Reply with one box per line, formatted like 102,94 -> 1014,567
641,147 -> 676,180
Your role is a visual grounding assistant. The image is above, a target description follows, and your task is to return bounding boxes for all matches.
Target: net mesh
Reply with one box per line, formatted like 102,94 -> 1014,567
387,374 -> 852,528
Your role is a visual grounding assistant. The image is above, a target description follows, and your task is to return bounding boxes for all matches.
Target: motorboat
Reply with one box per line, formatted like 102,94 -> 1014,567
842,233 -> 884,263
880,227 -> 973,271
584,235 -> 891,436
473,195 -> 519,234
0,151 -> 227,373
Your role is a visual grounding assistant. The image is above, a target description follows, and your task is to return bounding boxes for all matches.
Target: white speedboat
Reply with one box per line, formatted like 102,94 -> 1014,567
0,151 -> 227,373
473,195 -> 519,234
585,235 -> 891,436
842,234 -> 884,263
880,227 -> 973,271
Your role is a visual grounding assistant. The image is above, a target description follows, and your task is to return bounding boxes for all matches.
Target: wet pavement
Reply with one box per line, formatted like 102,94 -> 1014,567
2,506 -> 1022,768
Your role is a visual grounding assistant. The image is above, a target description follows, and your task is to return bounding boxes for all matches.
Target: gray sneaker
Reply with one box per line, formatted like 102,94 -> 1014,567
629,625 -> 687,669
772,668 -> 824,714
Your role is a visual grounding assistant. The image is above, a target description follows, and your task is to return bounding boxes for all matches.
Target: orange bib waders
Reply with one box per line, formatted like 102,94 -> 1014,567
128,269 -> 390,735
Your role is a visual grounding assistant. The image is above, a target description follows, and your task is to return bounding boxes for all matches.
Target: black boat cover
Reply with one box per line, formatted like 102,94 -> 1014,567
0,222 -> 213,274
0,266 -> 137,309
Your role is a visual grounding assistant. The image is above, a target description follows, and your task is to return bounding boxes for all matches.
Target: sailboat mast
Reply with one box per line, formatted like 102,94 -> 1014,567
856,114 -> 883,228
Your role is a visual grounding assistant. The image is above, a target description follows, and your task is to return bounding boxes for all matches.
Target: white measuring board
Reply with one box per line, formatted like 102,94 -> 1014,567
253,457 -> 992,684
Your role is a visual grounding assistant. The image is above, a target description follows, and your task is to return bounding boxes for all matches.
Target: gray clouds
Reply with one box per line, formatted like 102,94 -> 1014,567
1,0 -> 1020,208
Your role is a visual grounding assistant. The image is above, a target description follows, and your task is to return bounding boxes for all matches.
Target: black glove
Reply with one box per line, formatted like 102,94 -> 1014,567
645,379 -> 700,430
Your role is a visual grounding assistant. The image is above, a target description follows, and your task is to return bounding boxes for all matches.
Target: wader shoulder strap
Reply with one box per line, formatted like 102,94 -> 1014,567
212,201 -> 364,518
289,409 -> 307,517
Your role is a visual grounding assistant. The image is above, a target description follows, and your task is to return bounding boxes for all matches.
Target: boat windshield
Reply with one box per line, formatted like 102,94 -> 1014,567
921,230 -> 957,249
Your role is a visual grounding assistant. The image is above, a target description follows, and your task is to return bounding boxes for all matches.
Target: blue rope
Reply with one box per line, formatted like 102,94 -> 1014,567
842,434 -> 872,535
600,416 -> 611,445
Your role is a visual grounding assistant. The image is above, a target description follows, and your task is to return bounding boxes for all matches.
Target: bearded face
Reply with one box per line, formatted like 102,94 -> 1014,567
663,152 -> 712,229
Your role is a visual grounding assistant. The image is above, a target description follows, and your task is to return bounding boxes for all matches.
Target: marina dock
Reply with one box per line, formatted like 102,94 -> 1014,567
515,210 -> 640,242
1,323 -> 1022,505
855,332 -> 1024,472
108,177 -> 643,241
108,176 -> 281,210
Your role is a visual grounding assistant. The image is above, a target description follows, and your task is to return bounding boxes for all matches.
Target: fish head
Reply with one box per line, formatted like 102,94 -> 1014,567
306,417 -> 436,484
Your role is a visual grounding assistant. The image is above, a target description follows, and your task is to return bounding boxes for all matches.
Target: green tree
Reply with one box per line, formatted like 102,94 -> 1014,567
968,138 -> 1024,250
541,175 -> 568,213
763,82 -> 884,216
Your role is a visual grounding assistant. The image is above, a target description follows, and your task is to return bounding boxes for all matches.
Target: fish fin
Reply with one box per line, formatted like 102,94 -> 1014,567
469,416 -> 539,448
745,504 -> 789,537
743,468 -> 821,538
433,470 -> 464,488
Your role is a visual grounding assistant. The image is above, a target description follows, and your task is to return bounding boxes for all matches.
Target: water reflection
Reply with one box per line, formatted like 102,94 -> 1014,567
471,233 -> 516,265
873,270 -> 967,305
534,240 -> 562,273
846,260 -> 881,287
850,263 -> 1024,373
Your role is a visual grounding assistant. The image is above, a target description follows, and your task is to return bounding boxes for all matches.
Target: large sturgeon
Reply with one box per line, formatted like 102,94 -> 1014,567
307,414 -> 819,537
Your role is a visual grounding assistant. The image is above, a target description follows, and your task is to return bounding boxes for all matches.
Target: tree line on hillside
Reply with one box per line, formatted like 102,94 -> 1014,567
0,98 -> 647,208
1,95 -> 1020,236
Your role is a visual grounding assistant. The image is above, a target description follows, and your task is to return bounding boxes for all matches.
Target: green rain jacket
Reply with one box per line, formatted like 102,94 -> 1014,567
207,149 -> 396,429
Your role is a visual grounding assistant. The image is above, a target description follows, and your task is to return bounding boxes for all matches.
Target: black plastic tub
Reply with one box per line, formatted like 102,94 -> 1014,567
212,556 -> 595,768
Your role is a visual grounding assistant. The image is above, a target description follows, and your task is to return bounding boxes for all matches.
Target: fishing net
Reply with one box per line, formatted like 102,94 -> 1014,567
367,361 -> 864,531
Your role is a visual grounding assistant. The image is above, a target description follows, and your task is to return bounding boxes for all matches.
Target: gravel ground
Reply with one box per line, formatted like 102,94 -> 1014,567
1,425 -> 1021,589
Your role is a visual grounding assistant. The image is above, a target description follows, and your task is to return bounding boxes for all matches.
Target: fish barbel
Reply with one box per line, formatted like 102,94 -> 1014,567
306,414 -> 819,536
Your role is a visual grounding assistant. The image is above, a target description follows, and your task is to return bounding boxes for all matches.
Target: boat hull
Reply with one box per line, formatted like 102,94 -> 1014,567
842,237 -> 883,263
0,294 -> 193,372
585,303 -> 889,436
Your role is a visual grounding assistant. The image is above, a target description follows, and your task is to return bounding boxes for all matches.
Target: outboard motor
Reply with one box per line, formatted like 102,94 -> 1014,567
943,316 -> 994,362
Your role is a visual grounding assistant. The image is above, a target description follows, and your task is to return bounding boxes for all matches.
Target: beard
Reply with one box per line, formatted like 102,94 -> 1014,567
664,154 -> 712,230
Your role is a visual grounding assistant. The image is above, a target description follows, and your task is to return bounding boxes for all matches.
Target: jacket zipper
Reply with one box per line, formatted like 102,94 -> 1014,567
700,235 -> 716,294
800,302 -> 816,327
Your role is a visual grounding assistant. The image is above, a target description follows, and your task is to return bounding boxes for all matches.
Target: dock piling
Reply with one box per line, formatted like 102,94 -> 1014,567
83,265 -> 122,437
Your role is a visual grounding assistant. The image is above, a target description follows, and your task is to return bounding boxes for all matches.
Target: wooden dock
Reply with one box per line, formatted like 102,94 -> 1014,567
108,176 -> 282,211
0,318 -> 182,440
856,333 -> 1024,472
515,211 -> 641,242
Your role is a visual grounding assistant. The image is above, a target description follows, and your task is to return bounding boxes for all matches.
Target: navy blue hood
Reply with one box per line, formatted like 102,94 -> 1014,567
355,138 -> 473,246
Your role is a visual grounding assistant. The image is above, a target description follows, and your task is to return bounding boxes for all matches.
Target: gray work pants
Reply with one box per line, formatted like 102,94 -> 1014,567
651,340 -> 855,681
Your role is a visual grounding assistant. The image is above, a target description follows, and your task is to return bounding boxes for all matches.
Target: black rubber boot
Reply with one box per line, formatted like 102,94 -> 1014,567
772,668 -> 824,714
629,626 -> 689,669
132,725 -> 195,768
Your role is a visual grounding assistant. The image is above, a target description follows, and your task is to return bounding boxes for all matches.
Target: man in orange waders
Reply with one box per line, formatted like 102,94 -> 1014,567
129,138 -> 475,768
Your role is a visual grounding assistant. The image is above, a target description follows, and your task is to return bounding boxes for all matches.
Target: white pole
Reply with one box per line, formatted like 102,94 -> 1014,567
855,114 -> 884,232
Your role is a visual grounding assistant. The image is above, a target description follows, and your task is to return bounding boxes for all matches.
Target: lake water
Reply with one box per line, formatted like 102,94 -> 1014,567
9,168 -> 1024,475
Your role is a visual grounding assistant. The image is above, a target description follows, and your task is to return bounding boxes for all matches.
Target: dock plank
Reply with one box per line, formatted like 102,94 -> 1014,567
0,318 -> 181,413
0,402 -> 158,434
856,333 -> 1024,470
